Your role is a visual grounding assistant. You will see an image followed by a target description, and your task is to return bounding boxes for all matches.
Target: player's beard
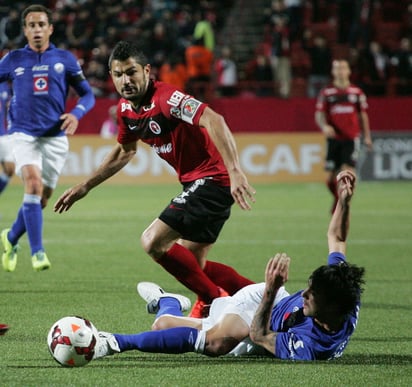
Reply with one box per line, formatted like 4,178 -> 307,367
122,74 -> 148,106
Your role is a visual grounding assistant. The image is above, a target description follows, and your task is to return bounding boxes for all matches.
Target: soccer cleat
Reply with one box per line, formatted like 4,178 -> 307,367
31,251 -> 51,271
189,287 -> 229,318
1,228 -> 19,272
93,331 -> 121,359
137,281 -> 191,314
0,323 -> 9,336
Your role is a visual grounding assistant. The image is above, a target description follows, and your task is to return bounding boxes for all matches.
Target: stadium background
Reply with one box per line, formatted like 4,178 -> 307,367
2,0 -> 411,183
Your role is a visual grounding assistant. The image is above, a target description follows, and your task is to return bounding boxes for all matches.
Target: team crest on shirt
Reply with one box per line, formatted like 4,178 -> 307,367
33,75 -> 48,94
54,62 -> 65,73
149,120 -> 161,134
348,93 -> 357,103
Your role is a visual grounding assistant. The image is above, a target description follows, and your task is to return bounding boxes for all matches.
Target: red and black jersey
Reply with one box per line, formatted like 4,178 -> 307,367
316,84 -> 368,140
116,80 -> 230,186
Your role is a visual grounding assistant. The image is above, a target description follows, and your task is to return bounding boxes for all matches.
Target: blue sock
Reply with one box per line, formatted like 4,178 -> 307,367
156,297 -> 183,319
114,327 -> 198,354
8,207 -> 27,246
0,173 -> 9,194
21,194 -> 43,255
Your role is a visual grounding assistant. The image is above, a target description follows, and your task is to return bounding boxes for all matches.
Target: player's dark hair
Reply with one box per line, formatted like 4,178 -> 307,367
309,262 -> 365,317
22,4 -> 53,26
108,41 -> 148,69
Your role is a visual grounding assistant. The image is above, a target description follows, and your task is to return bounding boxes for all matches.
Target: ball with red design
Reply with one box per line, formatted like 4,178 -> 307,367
47,316 -> 98,367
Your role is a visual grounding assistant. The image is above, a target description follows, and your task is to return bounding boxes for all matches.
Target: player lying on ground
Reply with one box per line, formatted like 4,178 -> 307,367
91,170 -> 365,361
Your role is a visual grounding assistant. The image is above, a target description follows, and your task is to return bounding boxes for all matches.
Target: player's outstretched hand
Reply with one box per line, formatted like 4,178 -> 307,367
264,253 -> 291,292
230,170 -> 256,210
53,184 -> 89,213
336,170 -> 356,204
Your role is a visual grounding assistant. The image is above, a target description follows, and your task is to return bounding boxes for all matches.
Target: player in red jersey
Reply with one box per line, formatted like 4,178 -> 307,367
54,41 -> 256,317
315,59 -> 372,213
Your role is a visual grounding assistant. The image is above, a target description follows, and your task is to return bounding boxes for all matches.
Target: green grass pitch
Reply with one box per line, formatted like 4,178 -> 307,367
0,180 -> 411,386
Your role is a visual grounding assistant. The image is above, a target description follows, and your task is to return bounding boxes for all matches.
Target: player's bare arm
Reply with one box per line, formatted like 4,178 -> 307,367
199,107 -> 256,210
249,253 -> 290,355
315,111 -> 335,138
359,111 -> 373,150
327,170 -> 356,254
54,142 -> 137,213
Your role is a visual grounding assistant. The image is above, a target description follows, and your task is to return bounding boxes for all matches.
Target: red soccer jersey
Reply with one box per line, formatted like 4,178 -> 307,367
316,85 -> 368,140
116,80 -> 230,186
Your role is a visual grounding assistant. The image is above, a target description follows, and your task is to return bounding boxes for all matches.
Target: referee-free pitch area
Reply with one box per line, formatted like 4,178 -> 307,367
0,181 -> 411,386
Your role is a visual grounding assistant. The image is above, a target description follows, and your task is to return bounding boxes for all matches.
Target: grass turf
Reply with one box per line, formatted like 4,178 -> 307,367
0,181 -> 411,386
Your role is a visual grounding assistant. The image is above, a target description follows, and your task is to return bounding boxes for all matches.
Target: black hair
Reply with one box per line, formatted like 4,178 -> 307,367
309,262 -> 365,317
22,4 -> 52,26
108,41 -> 148,70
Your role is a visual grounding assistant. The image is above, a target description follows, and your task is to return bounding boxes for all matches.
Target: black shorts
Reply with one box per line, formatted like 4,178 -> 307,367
159,178 -> 234,243
325,138 -> 360,171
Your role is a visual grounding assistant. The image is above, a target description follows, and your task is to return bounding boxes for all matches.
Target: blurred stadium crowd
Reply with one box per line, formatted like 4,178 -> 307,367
0,0 -> 411,99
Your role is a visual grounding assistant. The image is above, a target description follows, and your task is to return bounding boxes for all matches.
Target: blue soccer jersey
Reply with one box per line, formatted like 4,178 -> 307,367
0,44 -> 94,137
270,252 -> 360,360
0,81 -> 11,135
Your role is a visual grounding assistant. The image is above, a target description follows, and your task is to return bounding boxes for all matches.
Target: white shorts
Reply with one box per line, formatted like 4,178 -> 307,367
202,283 -> 290,356
10,132 -> 69,189
0,134 -> 14,163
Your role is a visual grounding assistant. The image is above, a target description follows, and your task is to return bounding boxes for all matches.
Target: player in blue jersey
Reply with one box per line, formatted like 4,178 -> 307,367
90,170 -> 365,361
0,4 -> 95,272
0,81 -> 14,197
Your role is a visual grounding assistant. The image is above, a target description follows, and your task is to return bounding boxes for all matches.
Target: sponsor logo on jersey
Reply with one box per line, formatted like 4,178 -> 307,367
143,101 -> 155,111
32,65 -> 49,71
121,102 -> 132,112
33,75 -> 48,94
330,105 -> 355,114
128,124 -> 137,131
167,90 -> 186,107
152,142 -> 172,154
149,120 -> 161,135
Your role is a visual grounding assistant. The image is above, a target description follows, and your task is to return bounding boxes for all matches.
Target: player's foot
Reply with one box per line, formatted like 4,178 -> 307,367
137,281 -> 191,314
1,228 -> 19,272
189,287 -> 229,318
32,251 -> 51,271
93,331 -> 121,359
0,324 -> 9,335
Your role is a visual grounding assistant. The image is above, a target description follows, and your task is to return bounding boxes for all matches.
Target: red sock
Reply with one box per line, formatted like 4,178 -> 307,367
158,243 -> 220,303
203,260 -> 255,295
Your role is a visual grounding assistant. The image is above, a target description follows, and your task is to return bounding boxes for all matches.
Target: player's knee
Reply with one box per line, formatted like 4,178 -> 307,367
151,315 -> 172,331
24,175 -> 43,195
140,230 -> 165,260
204,336 -> 239,357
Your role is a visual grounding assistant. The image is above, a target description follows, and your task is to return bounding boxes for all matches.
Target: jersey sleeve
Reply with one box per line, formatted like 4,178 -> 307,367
0,52 -> 11,82
159,86 -> 207,126
64,51 -> 95,119
358,90 -> 368,112
315,89 -> 326,112
327,251 -> 346,266
275,332 -> 316,360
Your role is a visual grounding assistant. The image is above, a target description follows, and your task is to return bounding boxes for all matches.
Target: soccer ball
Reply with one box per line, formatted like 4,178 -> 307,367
47,316 -> 98,367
